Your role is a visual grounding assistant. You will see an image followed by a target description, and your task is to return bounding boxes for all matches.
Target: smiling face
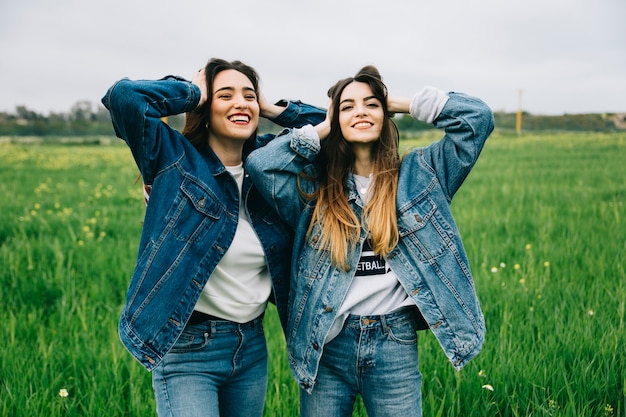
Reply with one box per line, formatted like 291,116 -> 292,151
338,81 -> 384,145
208,69 -> 260,146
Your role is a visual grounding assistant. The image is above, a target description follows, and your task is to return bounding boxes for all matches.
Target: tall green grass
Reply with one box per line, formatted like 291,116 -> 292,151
0,132 -> 624,416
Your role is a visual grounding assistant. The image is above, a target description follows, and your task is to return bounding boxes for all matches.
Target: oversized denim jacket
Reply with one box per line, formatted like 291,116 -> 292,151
246,88 -> 495,392
101,76 -> 326,370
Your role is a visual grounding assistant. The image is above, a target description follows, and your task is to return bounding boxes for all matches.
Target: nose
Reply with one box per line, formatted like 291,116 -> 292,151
234,99 -> 248,110
355,103 -> 368,116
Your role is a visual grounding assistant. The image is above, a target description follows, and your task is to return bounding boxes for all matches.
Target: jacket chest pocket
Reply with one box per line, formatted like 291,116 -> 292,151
398,197 -> 455,262
166,178 -> 223,242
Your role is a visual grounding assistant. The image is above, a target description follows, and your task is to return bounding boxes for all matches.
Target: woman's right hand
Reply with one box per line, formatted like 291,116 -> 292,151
315,99 -> 332,140
192,68 -> 208,109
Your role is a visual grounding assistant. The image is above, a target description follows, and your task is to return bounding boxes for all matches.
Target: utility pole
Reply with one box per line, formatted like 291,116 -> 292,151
516,89 -> 523,134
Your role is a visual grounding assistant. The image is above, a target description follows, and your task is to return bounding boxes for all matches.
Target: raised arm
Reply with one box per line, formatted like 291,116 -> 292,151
246,125 -> 321,228
101,76 -> 201,182
252,92 -> 327,150
407,86 -> 494,199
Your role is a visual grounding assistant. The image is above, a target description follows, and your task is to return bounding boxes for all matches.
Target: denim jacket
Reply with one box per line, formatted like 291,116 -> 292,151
246,88 -> 495,392
101,76 -> 326,370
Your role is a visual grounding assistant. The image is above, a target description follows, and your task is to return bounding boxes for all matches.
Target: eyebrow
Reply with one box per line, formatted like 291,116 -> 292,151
214,86 -> 256,94
339,95 -> 378,105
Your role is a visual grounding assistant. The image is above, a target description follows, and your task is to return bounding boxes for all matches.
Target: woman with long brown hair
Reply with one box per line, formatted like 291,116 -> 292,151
247,65 -> 494,416
102,58 -> 325,417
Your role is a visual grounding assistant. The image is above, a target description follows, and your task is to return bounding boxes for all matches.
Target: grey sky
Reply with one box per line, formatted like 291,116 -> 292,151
1,0 -> 624,115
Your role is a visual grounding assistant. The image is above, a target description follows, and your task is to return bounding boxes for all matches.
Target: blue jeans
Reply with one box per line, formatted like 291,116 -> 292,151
152,315 -> 267,417
300,306 -> 422,417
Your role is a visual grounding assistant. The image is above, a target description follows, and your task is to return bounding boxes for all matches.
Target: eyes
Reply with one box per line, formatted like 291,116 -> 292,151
214,88 -> 257,102
339,100 -> 381,112
216,93 -> 257,101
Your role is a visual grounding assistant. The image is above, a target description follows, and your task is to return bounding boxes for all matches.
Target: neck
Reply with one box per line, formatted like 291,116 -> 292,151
351,143 -> 373,176
208,136 -> 245,166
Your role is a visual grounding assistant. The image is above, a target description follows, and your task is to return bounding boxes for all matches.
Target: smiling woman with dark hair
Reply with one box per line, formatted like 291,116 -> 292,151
247,65 -> 495,417
102,58 -> 325,417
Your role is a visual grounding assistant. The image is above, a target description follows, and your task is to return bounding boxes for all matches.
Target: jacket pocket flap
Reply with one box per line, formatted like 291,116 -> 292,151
180,178 -> 221,219
397,198 -> 437,236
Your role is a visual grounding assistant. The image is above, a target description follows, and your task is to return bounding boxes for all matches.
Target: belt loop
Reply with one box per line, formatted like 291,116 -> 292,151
380,313 -> 390,335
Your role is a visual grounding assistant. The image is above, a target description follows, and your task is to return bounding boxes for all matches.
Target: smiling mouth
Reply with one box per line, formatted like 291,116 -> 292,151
353,121 -> 372,128
229,114 -> 250,124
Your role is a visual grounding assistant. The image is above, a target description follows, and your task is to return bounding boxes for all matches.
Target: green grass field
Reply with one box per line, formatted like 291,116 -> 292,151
1,131 -> 624,416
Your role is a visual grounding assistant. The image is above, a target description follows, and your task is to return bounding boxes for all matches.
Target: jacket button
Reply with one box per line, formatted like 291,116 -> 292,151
198,197 -> 206,208
415,214 -> 423,222
312,342 -> 319,350
325,306 -> 333,313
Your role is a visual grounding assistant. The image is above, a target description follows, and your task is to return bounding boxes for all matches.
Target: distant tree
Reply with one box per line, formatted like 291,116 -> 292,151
15,105 -> 41,121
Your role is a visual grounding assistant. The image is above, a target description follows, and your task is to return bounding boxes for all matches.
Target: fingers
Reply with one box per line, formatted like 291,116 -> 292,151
192,68 -> 208,108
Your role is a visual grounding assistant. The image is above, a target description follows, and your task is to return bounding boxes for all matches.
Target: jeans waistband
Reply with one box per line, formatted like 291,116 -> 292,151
344,305 -> 419,330
186,310 -> 264,332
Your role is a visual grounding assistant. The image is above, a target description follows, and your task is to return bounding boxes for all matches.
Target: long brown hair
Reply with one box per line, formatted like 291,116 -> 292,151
182,58 -> 260,148
310,65 -> 400,269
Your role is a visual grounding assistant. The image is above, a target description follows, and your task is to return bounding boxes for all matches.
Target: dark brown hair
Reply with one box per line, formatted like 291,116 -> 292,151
309,65 -> 401,269
182,58 -> 260,148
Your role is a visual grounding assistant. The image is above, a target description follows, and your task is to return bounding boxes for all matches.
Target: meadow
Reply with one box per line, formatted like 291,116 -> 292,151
0,131 -> 624,416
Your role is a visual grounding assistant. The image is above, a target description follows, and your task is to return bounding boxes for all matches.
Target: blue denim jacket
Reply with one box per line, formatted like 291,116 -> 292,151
246,90 -> 495,392
101,76 -> 326,370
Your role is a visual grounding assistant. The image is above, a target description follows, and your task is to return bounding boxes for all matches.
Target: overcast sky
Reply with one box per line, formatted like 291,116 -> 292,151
1,0 -> 624,116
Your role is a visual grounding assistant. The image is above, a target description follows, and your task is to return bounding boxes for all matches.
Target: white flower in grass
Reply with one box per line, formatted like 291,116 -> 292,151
588,309 -> 595,316
478,369 -> 486,377
482,384 -> 494,392
499,262 -> 506,268
59,388 -> 69,397
490,266 -> 499,273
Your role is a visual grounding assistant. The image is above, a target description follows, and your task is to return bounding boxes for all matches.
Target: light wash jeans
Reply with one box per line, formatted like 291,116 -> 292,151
152,315 -> 267,417
300,306 -> 423,417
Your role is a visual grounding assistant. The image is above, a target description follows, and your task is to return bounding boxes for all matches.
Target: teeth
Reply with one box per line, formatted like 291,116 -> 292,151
230,115 -> 249,122
354,122 -> 371,128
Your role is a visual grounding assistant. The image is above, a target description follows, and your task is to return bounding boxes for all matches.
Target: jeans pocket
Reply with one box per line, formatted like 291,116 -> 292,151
169,327 -> 210,353
386,321 -> 418,345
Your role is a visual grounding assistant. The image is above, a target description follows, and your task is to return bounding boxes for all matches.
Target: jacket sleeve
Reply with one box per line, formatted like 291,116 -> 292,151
410,87 -> 495,200
246,125 -> 320,228
271,100 -> 327,129
101,76 -> 201,183
254,100 -> 327,149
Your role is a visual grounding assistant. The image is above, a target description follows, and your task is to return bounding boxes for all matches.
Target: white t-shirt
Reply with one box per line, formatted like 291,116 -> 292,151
193,163 -> 271,322
326,174 -> 413,342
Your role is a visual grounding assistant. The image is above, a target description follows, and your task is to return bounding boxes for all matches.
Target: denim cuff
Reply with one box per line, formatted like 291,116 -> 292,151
290,125 -> 320,161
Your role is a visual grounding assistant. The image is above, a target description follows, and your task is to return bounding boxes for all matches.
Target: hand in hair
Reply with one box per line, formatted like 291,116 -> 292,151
315,98 -> 332,141
386,95 -> 411,114
258,89 -> 285,120
192,68 -> 208,109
